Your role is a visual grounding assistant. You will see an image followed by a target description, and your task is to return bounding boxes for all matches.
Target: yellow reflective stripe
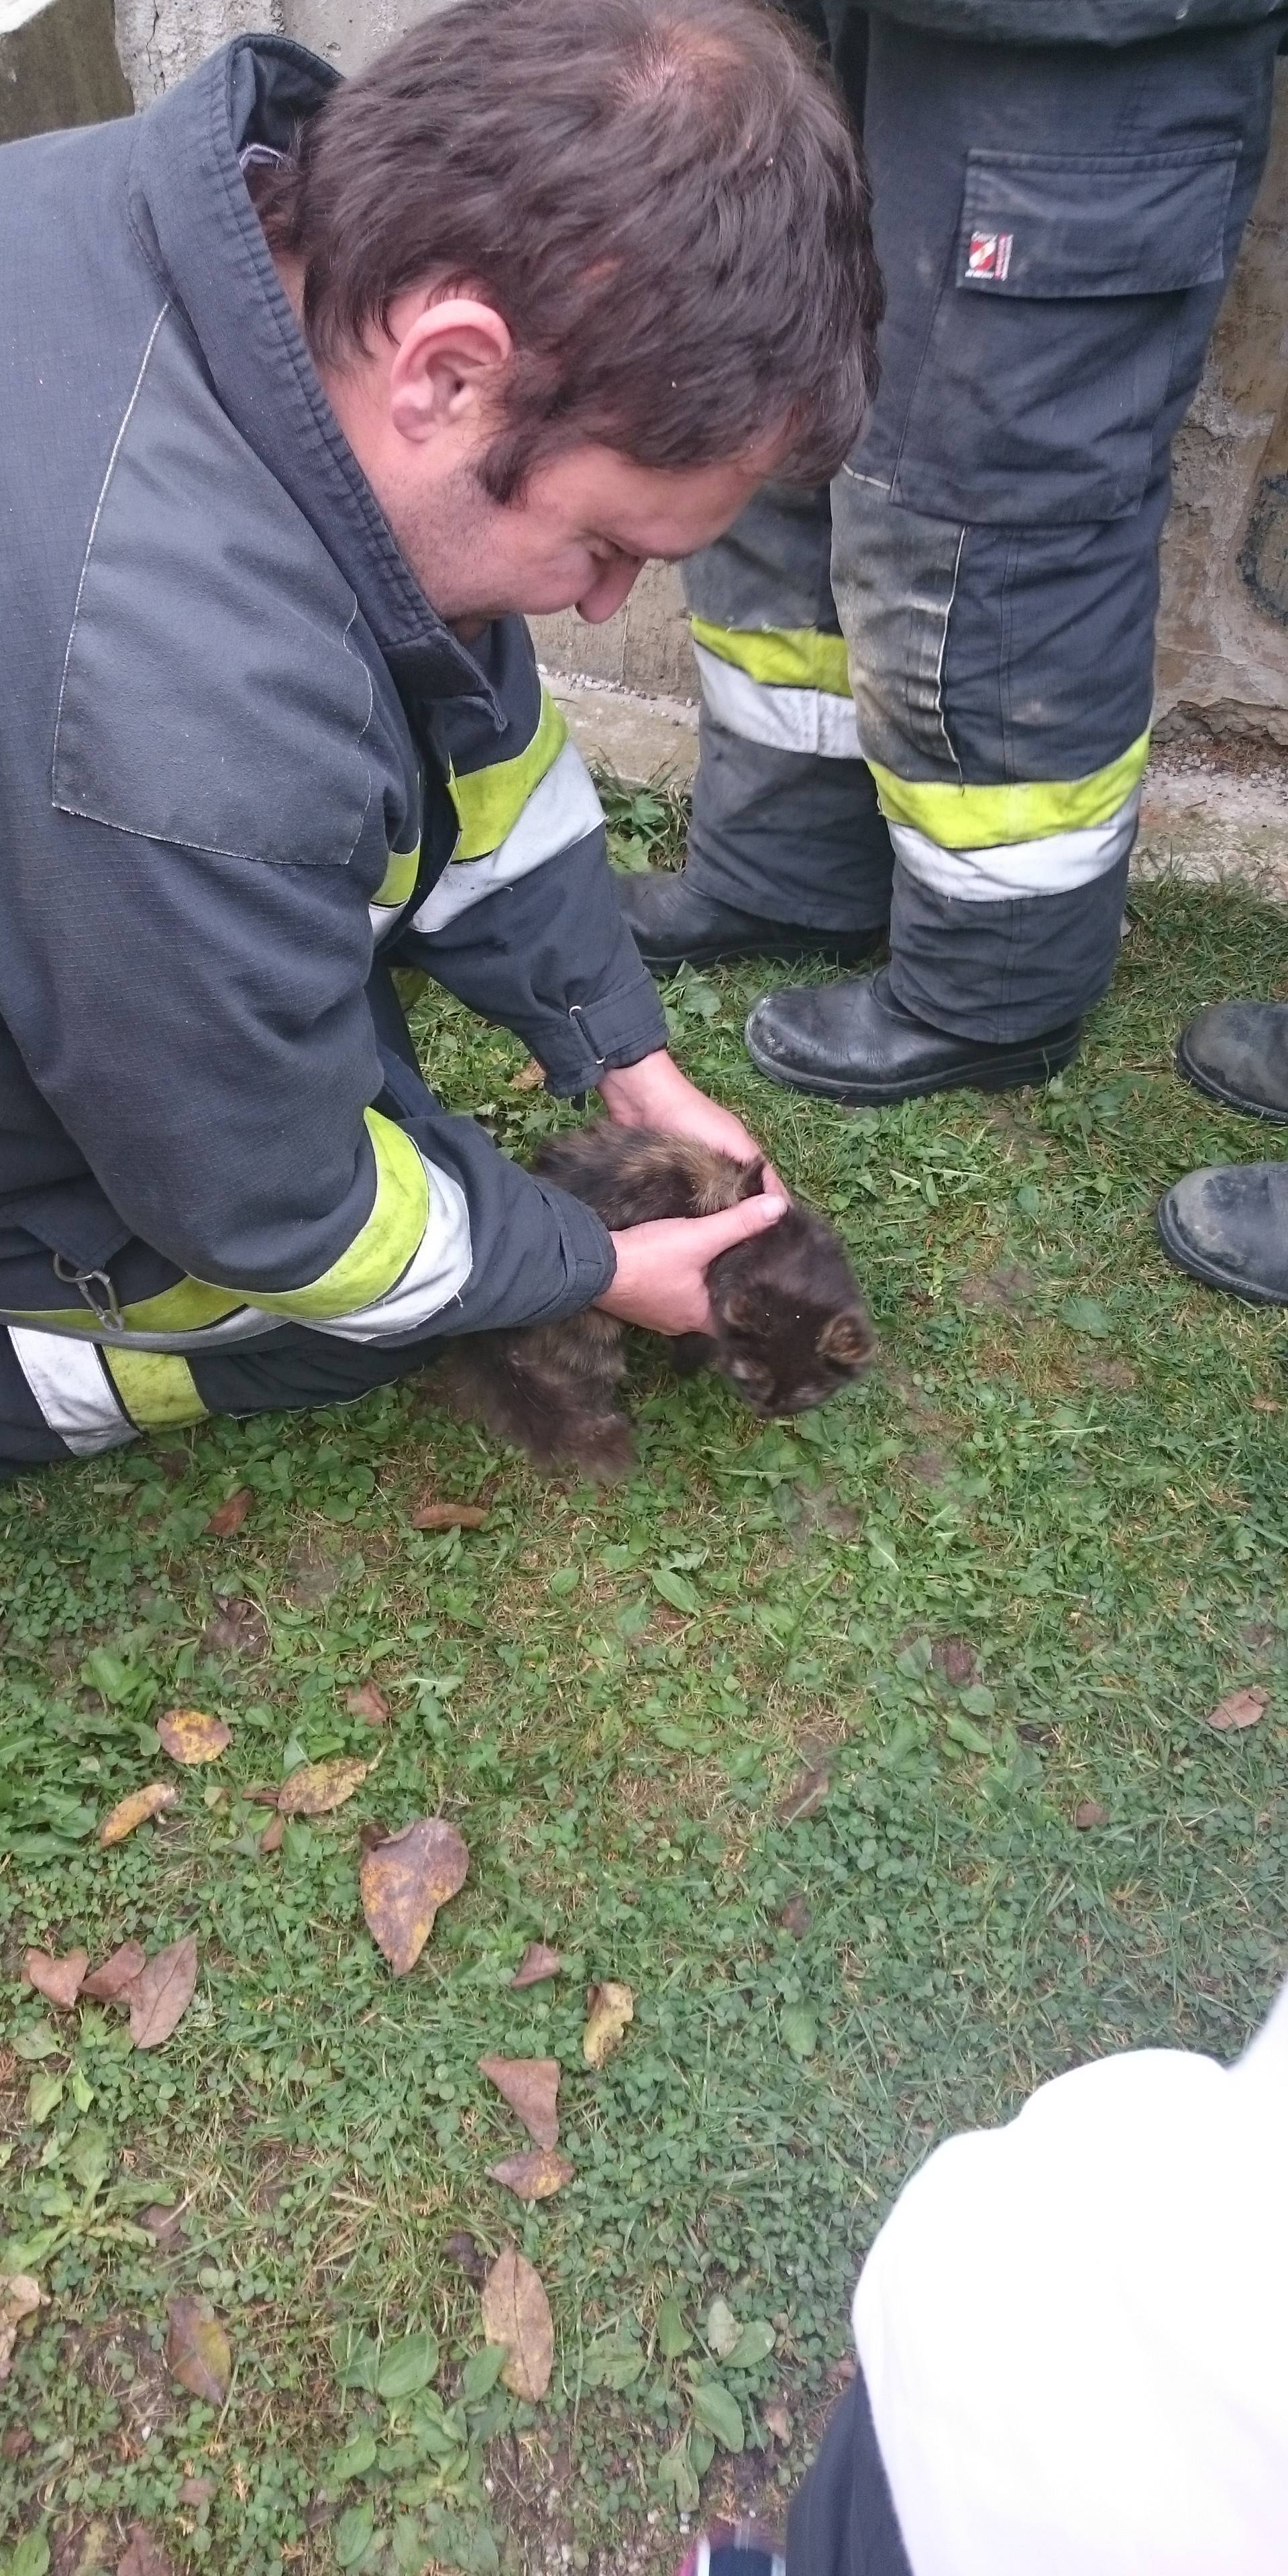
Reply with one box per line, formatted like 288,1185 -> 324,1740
246,1110 -> 428,1324
869,731 -> 1151,853
8,1278 -> 246,1337
371,841 -> 421,910
448,692 -> 567,861
690,617 -> 852,698
104,1350 -> 208,1429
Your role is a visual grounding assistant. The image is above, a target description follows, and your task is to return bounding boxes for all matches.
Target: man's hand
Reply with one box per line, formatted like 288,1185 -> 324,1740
598,1049 -> 782,1190
595,1189 -> 788,1338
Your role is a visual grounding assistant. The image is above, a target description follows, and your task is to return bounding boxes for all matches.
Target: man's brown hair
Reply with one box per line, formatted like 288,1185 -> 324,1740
254,0 -> 881,500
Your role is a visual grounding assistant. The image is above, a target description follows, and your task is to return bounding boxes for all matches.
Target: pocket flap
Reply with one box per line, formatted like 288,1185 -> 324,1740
959,146 -> 1238,298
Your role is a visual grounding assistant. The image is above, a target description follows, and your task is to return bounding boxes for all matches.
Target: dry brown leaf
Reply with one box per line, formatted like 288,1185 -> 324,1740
258,1815 -> 284,1856
777,1765 -> 830,1825
199,1597 -> 270,1662
345,1680 -> 390,1726
157,1709 -> 231,1767
165,2296 -> 231,2404
1,2425 -> 32,2459
779,1897 -> 812,1939
443,2231 -> 488,2282
582,1980 -> 634,2068
410,1499 -> 488,1532
117,2523 -> 175,2576
82,1941 -> 148,2002
763,2401 -> 792,2444
478,2055 -> 560,2149
1251,1396 -> 1281,1414
510,1058 -> 545,1092
204,1487 -> 252,1538
99,1782 -> 178,1846
23,1946 -> 88,2009
1205,1686 -> 1270,1732
129,1935 -> 199,2049
487,2149 -> 574,2202
177,2476 -> 214,2507
0,2275 -> 46,2385
360,1817 -> 469,1974
1074,1799 -> 1109,1830
480,2246 -> 553,2402
511,1941 -> 564,1990
141,2204 -> 184,2242
276,1756 -> 368,1817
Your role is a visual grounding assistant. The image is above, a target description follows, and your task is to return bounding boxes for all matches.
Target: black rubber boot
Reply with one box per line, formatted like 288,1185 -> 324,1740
1175,1001 -> 1288,1124
615,867 -> 886,974
745,967 -> 1081,1106
1157,1162 -> 1288,1304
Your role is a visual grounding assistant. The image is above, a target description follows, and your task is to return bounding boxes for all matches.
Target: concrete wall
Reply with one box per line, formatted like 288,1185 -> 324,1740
102,4 -> 1288,756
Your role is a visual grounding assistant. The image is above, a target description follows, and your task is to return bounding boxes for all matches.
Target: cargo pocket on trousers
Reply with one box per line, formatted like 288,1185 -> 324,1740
890,144 -> 1240,527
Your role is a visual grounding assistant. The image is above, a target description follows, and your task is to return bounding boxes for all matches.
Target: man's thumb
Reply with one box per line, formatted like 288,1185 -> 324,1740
692,1191 -> 788,1258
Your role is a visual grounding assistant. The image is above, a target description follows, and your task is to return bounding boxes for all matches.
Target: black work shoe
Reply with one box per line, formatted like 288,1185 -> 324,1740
1175,1001 -> 1288,1124
1158,1162 -> 1288,1304
744,966 -> 1081,1106
615,867 -> 885,974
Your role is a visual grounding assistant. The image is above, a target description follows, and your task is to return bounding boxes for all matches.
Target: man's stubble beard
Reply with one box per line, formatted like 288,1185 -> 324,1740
380,455 -> 511,629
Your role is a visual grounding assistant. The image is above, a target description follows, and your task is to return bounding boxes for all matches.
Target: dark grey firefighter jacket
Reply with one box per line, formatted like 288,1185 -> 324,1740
0,37 -> 669,1355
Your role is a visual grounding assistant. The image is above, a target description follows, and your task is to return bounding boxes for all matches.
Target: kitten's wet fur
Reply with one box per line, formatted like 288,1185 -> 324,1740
447,1124 -> 875,1480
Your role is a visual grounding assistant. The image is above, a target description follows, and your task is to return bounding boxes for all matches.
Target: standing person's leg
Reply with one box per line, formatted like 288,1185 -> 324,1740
616,484 -> 895,973
747,13 -> 1283,1104
671,2369 -> 912,2576
616,6 -> 894,975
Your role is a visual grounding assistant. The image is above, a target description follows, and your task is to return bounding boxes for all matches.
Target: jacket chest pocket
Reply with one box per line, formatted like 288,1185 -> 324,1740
890,144 -> 1240,527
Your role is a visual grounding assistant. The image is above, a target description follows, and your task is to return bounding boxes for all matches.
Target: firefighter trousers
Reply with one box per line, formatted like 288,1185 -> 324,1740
683,9 -> 1282,1040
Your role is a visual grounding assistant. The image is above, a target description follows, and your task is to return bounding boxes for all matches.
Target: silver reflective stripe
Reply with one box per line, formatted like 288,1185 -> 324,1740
694,644 -> 861,761
410,740 -> 603,934
890,786 -> 1141,903
9,1328 -> 136,1455
0,1305 -> 286,1353
312,1155 -> 473,1344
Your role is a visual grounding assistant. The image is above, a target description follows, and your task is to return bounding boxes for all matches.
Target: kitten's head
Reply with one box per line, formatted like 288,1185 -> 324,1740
705,1199 -> 875,1418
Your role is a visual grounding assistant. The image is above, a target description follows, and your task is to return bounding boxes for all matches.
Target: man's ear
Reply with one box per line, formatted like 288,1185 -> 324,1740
387,294 -> 513,444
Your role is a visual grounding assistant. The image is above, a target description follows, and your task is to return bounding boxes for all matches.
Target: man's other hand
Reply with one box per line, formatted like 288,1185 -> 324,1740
596,1189 -> 788,1338
598,1048 -> 782,1193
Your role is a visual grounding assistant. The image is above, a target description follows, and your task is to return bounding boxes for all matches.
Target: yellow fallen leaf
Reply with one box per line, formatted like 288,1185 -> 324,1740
276,1757 -> 369,1817
99,1782 -> 178,1846
582,1980 -> 634,2068
0,2274 -> 46,2383
487,2149 -> 574,2202
157,1709 -> 232,1766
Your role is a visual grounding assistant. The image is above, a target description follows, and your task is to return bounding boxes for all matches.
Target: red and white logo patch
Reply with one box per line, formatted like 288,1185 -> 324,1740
966,229 -> 1014,282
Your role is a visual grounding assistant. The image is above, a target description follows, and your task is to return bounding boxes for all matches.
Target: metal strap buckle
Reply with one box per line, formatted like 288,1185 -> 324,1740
52,1254 -> 125,1332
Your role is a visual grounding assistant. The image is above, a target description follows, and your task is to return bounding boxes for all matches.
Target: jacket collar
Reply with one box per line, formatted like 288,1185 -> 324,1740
128,35 -> 501,727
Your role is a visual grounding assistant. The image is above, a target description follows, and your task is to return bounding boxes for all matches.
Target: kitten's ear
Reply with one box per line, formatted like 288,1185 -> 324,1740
818,1309 -> 875,1369
720,1292 -> 760,1335
735,1159 -> 767,1201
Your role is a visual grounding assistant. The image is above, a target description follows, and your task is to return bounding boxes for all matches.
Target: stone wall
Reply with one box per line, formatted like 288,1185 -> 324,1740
101,3 -> 1288,753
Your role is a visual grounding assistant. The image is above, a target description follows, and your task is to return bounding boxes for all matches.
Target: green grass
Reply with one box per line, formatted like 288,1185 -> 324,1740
3,864 -> 1288,2576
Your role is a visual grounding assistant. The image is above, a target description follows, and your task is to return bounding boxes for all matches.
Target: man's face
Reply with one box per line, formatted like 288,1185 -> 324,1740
378,437 -> 773,630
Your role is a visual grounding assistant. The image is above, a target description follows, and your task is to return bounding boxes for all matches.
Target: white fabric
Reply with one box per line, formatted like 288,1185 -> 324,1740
693,644 -> 861,761
410,739 -> 603,934
854,1979 -> 1288,2575
313,1153 -> 472,1344
9,1328 -> 136,1454
890,786 -> 1140,904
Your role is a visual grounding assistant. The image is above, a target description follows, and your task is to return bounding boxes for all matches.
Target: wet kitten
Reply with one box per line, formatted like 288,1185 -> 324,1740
447,1124 -> 875,1480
